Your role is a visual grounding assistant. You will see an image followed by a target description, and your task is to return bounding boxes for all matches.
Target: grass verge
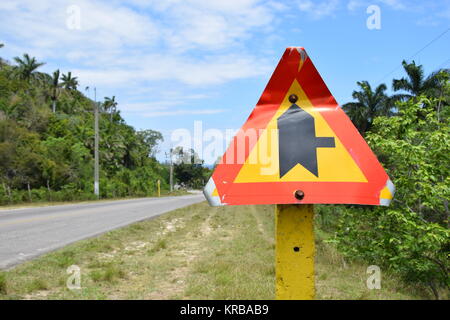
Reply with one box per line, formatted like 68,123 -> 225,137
0,189 -> 191,210
0,202 -> 433,300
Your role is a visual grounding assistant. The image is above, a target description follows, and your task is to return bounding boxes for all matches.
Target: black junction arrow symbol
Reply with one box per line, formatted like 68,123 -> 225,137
277,98 -> 335,178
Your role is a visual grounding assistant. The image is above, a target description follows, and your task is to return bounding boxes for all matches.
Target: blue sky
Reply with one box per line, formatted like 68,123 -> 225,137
1,0 -> 449,163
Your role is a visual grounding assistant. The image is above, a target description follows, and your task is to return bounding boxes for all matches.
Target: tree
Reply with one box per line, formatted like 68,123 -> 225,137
332,95 -> 450,299
0,120 -> 17,199
136,129 -> 163,158
13,53 -> 45,83
61,72 -> 78,91
0,54 -> 168,205
0,43 -> 4,67
172,147 -> 206,189
342,81 -> 391,135
392,60 -> 449,101
49,69 -> 61,113
103,96 -> 118,122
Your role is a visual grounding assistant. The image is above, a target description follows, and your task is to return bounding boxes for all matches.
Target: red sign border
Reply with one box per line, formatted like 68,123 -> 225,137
208,48 -> 392,206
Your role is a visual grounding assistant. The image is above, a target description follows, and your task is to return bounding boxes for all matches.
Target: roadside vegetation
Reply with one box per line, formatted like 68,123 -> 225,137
0,202 -> 435,300
0,41 -> 448,299
335,61 -> 449,299
0,44 -> 210,205
0,189 -> 190,211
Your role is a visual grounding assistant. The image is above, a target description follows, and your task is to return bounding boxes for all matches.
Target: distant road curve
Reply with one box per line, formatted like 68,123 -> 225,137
0,193 -> 205,269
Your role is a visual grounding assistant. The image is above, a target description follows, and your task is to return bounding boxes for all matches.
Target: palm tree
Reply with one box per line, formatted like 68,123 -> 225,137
61,72 -> 78,90
342,81 -> 391,135
0,44 -> 4,66
49,69 -> 61,113
103,96 -> 118,122
13,53 -> 45,82
392,60 -> 449,101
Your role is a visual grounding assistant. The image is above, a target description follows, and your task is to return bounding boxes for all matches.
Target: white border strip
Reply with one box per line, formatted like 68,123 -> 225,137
296,47 -> 308,62
380,179 -> 395,206
203,177 -> 224,207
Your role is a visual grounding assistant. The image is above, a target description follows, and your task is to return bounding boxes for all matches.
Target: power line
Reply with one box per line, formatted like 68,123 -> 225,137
409,27 -> 450,60
377,27 -> 450,83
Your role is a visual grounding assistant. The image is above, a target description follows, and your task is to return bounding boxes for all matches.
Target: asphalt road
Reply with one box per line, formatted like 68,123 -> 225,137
0,193 -> 205,269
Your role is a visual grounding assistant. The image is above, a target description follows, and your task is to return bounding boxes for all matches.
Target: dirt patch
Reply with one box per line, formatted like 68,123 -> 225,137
145,214 -> 215,299
23,289 -> 54,300
124,241 -> 148,252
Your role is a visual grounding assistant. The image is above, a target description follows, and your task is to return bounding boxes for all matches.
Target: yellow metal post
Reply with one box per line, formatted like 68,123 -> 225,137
157,179 -> 161,197
275,204 -> 315,300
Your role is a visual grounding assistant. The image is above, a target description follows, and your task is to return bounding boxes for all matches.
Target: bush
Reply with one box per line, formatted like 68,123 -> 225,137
330,97 -> 449,299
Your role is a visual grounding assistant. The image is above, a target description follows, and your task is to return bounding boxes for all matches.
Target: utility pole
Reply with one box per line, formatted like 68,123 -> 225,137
94,87 -> 100,198
169,148 -> 174,192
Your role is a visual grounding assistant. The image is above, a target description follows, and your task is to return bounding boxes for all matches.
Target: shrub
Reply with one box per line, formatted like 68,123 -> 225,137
331,97 -> 449,299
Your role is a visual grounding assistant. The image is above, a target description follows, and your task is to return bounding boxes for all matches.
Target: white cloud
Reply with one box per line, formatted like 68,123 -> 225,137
120,102 -> 172,113
378,0 -> 406,10
143,109 -> 227,118
0,0 -> 280,117
346,0 -> 450,26
71,53 -> 270,89
121,93 -> 211,113
297,0 -> 340,19
0,0 -> 275,82
347,0 -> 364,11
346,0 -> 426,12
0,0 -> 159,57
267,1 -> 290,11
154,0 -> 275,51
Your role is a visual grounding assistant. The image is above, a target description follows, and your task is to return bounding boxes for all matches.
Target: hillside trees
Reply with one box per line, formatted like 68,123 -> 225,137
392,60 -> 449,101
0,52 -> 171,203
13,54 -> 45,83
172,147 -> 211,189
342,81 -> 391,135
343,61 -> 449,134
48,69 -> 61,113
61,71 -> 78,91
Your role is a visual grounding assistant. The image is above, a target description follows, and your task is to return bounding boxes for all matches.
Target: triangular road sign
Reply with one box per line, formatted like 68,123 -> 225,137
204,47 -> 394,206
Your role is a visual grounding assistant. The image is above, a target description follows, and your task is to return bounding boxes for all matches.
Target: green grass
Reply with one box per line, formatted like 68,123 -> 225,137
90,265 -> 126,283
26,279 -> 49,292
0,272 -> 7,295
314,230 -> 430,299
0,202 -> 435,300
148,239 -> 167,254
